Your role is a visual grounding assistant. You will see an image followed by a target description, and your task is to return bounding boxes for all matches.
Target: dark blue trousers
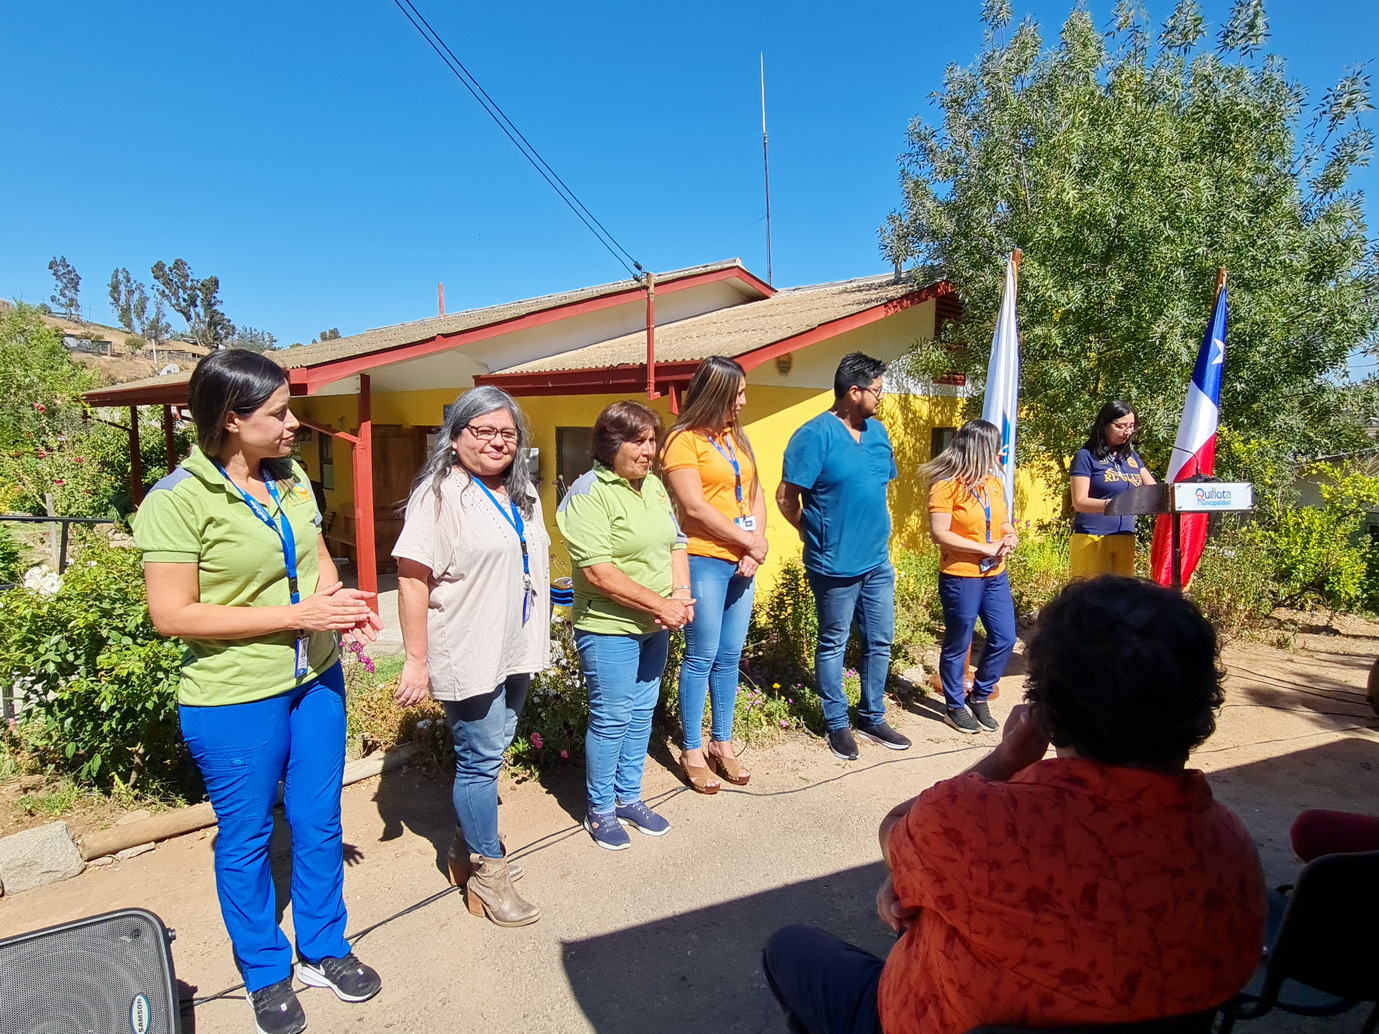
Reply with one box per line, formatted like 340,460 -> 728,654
763,925 -> 885,1034
937,571 -> 1017,710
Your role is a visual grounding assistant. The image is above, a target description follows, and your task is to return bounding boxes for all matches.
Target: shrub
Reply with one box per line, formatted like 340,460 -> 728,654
0,524 -> 25,584
1004,523 -> 1070,617
1187,525 -> 1278,639
0,541 -> 185,790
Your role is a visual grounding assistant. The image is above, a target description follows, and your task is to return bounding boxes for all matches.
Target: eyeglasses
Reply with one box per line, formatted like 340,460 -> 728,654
858,385 -> 885,400
466,424 -> 519,444
1109,420 -> 1137,432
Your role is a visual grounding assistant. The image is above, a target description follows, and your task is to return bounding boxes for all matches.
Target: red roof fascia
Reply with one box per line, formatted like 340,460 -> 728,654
733,280 -> 953,372
477,360 -> 703,397
85,380 -> 192,407
291,266 -> 774,396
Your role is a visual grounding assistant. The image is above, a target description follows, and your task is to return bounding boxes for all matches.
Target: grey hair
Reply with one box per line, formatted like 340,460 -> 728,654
411,385 -> 535,518
919,418 -> 1003,493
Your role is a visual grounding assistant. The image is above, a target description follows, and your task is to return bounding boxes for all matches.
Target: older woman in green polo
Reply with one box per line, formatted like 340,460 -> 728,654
557,400 -> 693,851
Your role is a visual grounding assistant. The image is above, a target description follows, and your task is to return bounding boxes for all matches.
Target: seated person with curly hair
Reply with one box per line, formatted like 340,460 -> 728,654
763,576 -> 1267,1034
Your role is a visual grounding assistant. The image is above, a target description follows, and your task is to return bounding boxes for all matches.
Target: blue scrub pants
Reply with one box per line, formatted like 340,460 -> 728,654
179,664 -> 352,993
937,571 -> 1017,710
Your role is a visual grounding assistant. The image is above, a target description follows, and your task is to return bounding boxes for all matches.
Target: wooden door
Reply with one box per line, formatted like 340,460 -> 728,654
371,426 -> 428,572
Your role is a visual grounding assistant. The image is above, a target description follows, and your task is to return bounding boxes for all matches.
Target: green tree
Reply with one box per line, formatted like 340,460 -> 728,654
229,325 -> 278,352
881,0 -> 1379,490
109,268 -> 172,357
47,256 -> 82,321
151,258 -> 236,350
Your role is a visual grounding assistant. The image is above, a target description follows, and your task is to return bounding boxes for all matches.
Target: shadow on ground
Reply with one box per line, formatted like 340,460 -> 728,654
561,861 -> 894,1034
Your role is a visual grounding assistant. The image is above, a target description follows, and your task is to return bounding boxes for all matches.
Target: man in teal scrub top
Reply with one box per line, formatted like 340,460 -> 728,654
776,352 -> 910,761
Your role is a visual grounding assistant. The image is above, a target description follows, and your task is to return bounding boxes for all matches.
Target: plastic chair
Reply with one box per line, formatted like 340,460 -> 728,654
968,1010 -> 1217,1034
1219,849 -> 1379,1034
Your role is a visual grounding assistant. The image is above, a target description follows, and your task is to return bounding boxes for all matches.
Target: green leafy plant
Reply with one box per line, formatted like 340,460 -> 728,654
0,541 -> 185,790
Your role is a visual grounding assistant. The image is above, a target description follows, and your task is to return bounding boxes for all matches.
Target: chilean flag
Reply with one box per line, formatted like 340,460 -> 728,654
982,252 -> 1020,512
1150,283 -> 1227,586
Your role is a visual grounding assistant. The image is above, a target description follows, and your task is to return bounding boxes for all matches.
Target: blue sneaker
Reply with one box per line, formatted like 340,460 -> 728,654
584,809 -> 631,851
615,800 -> 670,837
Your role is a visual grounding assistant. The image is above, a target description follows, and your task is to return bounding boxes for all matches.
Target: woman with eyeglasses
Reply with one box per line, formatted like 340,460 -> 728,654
1069,401 -> 1156,578
393,386 -> 550,927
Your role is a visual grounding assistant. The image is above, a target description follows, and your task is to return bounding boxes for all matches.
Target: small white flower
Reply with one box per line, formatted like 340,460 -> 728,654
22,566 -> 62,596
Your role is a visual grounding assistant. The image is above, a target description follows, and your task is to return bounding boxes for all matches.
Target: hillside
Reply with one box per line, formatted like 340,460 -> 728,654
36,312 -> 207,386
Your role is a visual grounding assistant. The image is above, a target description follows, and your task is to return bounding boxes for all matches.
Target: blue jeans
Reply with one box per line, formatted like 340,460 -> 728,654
763,925 -> 885,1034
441,674 -> 529,859
679,555 -> 756,749
575,629 -> 670,813
807,563 -> 895,730
179,664 -> 352,993
938,571 -> 1017,710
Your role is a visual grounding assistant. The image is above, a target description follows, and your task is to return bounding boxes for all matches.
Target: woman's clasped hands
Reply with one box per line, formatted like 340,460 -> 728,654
294,580 -> 383,644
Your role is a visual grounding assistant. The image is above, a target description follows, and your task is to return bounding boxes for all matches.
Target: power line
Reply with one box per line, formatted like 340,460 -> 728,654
388,0 -> 644,281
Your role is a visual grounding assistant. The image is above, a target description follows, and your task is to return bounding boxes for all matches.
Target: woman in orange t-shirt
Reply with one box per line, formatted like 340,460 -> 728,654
661,357 -> 768,793
921,419 -> 1018,736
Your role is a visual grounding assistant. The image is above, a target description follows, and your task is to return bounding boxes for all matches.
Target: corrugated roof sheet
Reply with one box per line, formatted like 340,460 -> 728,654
498,273 -> 924,374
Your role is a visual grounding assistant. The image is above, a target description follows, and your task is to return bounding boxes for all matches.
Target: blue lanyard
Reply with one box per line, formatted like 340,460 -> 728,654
708,433 -> 745,511
972,483 -> 993,543
472,478 -> 534,624
214,462 -> 300,604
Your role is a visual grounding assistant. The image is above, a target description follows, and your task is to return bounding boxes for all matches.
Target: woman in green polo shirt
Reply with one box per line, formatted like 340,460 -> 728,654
134,350 -> 382,1034
557,401 -> 692,851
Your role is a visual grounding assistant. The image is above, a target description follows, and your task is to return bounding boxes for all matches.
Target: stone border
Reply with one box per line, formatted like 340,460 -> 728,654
0,745 -> 416,896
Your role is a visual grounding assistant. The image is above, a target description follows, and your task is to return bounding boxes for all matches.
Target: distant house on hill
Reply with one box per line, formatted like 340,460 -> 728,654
85,259 -> 1062,598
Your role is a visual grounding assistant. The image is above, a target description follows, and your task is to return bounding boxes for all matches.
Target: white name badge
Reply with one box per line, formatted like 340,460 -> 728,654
734,515 -> 758,532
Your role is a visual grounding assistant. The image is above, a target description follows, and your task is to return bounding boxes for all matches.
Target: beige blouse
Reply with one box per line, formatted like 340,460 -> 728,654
392,470 -> 551,701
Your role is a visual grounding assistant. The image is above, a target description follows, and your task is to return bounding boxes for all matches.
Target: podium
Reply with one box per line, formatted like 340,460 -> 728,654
1106,479 -> 1254,588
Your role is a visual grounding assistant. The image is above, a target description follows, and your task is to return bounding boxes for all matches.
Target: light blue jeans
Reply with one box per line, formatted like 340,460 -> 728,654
679,554 -> 756,750
440,674 -> 529,859
575,629 -> 669,813
806,562 -> 895,731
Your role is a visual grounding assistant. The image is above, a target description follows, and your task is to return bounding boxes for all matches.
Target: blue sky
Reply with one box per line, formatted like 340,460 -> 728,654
3,1 -> 1375,351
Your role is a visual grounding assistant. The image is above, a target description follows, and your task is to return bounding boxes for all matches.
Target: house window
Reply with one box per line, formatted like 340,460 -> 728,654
319,434 -> 335,491
556,427 -> 594,501
930,427 -> 956,460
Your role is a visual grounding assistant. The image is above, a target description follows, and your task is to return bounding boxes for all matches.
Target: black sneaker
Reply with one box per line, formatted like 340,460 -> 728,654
857,720 -> 912,751
945,706 -> 981,735
295,953 -> 381,1003
827,727 -> 859,760
248,978 -> 306,1034
968,699 -> 999,732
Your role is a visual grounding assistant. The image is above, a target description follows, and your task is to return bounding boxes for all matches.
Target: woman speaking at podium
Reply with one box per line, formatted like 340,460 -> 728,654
1068,401 -> 1156,578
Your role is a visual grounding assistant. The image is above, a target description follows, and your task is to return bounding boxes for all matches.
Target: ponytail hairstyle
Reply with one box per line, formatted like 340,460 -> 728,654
410,385 -> 535,518
1085,400 -> 1138,461
186,349 -> 295,483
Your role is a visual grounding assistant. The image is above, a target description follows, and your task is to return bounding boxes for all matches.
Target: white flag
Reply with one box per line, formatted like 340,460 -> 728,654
981,253 -> 1020,512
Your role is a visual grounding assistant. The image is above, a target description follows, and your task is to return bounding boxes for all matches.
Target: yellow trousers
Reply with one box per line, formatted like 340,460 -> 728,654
1068,533 -> 1136,579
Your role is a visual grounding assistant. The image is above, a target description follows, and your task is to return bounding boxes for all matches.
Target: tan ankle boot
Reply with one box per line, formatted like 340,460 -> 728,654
447,831 -> 522,884
465,854 -> 540,927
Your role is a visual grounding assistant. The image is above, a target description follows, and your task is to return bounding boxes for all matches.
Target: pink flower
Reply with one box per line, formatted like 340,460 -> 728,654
560,749 -> 569,760
35,450 -> 46,459
32,403 -> 46,413
530,732 -> 544,750
73,456 -> 83,463
779,720 -> 789,728
53,479 -> 65,486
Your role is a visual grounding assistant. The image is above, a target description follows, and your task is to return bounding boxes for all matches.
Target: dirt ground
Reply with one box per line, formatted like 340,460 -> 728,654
1,617 -> 1376,1034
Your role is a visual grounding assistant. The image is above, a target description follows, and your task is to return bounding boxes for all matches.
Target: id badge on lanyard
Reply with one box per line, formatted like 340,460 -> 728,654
474,479 -> 536,624
975,484 -> 999,574
216,462 -> 311,679
710,434 -> 755,531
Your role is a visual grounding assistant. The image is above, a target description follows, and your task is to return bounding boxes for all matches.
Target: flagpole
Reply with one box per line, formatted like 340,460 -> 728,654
1170,266 -> 1228,590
